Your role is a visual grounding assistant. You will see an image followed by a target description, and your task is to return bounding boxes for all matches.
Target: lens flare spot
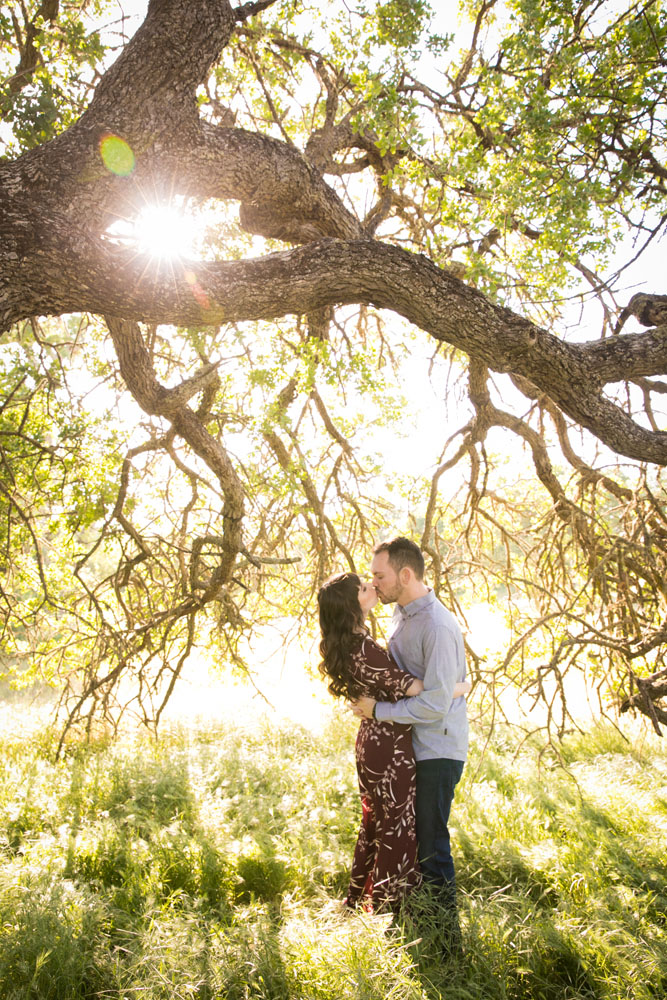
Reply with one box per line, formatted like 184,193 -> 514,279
184,269 -> 211,310
99,134 -> 135,176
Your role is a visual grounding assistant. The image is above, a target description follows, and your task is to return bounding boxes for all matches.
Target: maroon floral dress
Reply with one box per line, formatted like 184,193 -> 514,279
345,635 -> 421,912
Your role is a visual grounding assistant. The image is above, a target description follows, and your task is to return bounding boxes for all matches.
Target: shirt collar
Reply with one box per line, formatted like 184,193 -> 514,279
396,589 -> 434,618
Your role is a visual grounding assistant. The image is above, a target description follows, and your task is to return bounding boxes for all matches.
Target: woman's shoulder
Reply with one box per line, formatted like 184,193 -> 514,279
353,632 -> 375,651
356,634 -> 391,664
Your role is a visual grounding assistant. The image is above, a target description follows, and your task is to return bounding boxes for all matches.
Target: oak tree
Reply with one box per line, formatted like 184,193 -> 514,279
1,0 -> 666,743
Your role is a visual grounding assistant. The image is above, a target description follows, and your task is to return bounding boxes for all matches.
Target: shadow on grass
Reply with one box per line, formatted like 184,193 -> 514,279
2,720 -> 667,1000
396,882 -> 601,1000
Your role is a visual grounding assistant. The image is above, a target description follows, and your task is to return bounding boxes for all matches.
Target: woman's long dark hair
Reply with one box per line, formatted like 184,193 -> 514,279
317,572 -> 366,699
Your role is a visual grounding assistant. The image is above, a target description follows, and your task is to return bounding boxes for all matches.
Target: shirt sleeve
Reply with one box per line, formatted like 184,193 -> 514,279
374,623 -> 459,725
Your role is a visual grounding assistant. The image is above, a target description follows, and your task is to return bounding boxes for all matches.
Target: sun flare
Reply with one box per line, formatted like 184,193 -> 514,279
133,203 -> 196,259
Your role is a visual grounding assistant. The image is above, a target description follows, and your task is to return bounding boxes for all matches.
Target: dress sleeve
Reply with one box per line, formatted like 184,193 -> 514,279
352,637 -> 414,702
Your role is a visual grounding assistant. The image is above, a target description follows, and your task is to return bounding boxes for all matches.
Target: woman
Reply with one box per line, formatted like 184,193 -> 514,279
318,572 -> 470,913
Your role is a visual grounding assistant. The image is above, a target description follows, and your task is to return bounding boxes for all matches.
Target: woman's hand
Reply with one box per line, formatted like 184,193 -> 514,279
349,696 -> 376,719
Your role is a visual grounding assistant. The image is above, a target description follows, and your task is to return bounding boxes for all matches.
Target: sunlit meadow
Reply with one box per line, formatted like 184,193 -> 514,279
1,645 -> 667,1000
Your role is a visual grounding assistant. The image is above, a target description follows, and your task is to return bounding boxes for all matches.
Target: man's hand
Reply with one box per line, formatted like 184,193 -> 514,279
350,695 -> 376,719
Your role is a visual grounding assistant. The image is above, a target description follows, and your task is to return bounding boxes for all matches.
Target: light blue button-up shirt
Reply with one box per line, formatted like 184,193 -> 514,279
374,590 -> 469,762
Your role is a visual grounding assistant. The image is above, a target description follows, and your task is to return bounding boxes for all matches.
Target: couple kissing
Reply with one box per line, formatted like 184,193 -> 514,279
318,536 -> 470,947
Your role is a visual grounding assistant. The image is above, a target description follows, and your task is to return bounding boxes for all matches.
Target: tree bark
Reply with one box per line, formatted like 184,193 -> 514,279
1,0 -> 666,466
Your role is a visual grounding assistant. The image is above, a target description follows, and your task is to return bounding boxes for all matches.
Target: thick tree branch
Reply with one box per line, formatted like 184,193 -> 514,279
234,0 -> 280,21
105,316 -> 244,592
157,121 -> 363,241
91,0 -> 236,116
13,238 -> 665,465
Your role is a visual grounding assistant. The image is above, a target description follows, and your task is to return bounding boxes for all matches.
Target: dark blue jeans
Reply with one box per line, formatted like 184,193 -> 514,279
415,758 -> 465,895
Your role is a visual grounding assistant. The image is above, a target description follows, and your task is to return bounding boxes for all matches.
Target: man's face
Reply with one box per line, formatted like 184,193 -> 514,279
371,550 -> 402,604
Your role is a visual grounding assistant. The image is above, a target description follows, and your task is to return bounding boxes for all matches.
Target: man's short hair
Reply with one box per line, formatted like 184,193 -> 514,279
374,536 -> 424,580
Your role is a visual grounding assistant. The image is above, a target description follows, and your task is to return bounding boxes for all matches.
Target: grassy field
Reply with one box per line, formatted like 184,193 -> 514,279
0,705 -> 666,999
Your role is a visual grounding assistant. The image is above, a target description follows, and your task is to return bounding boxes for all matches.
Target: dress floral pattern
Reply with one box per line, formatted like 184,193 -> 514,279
345,635 -> 421,911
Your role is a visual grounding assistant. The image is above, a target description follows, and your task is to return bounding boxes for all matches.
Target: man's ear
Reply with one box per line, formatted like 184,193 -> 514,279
399,566 -> 412,587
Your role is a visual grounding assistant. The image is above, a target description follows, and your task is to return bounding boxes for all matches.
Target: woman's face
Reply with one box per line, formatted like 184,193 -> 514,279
358,579 -> 378,616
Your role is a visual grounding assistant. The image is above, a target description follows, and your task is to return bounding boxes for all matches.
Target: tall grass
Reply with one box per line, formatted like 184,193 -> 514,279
0,711 -> 666,999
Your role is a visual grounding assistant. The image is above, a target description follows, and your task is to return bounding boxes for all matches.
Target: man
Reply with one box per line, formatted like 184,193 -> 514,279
351,536 -> 468,939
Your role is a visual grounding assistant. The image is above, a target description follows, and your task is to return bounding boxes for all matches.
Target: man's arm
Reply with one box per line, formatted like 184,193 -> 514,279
351,675 -> 423,720
352,676 -> 471,719
374,624 -> 460,725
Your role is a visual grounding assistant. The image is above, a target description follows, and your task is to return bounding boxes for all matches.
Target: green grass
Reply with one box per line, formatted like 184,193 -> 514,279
0,711 -> 666,999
